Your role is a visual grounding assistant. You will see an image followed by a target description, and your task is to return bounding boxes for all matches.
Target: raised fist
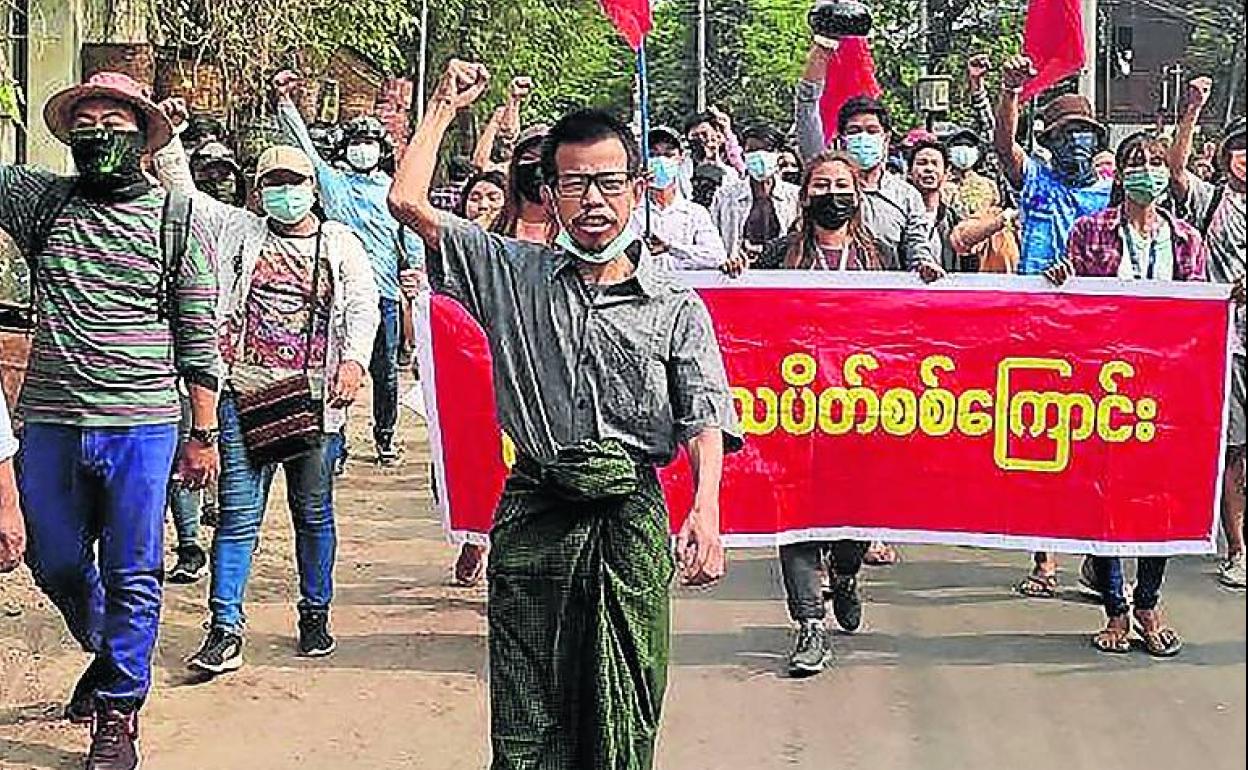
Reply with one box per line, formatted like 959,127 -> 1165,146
967,54 -> 991,89
510,76 -> 534,102
1185,76 -> 1213,113
272,69 -> 302,101
435,59 -> 490,111
157,97 -> 189,129
1001,55 -> 1037,92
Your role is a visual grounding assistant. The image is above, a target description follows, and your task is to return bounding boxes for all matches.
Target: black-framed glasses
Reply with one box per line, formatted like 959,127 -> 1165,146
552,171 -> 634,199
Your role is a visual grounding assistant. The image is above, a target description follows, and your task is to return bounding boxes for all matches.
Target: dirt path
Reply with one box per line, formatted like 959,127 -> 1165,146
2,384 -> 1244,769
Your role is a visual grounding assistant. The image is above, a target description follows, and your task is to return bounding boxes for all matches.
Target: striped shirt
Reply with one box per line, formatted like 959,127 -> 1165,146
0,165 -> 219,426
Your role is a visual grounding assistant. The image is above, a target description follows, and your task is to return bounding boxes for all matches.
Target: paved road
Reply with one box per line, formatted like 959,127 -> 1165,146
1,414 -> 1243,770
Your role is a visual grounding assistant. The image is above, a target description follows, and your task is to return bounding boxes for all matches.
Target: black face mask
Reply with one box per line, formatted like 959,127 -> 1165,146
1047,131 -> 1100,186
515,162 -> 545,206
197,176 -> 238,205
70,127 -> 146,195
781,171 -> 802,186
807,192 -> 858,230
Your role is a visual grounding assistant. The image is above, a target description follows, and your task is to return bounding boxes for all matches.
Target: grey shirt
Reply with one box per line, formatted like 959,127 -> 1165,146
1186,173 -> 1246,356
861,172 -> 937,271
430,213 -> 741,465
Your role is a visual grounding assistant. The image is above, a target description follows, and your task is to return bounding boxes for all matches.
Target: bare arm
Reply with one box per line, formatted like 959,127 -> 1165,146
472,107 -> 504,171
390,61 -> 491,248
677,427 -> 726,586
1169,77 -> 1212,205
950,207 -> 1014,255
995,56 -> 1036,191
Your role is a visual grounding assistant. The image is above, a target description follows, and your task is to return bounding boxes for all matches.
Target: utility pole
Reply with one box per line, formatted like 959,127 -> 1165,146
1079,0 -> 1098,105
416,0 -> 429,123
696,0 -> 708,112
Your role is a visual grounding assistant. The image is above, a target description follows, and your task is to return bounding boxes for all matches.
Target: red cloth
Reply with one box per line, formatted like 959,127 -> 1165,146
819,37 -> 882,143
600,0 -> 651,50
1021,0 -> 1086,101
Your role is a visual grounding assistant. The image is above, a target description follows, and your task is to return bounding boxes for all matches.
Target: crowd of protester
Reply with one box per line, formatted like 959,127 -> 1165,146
0,38 -> 1243,770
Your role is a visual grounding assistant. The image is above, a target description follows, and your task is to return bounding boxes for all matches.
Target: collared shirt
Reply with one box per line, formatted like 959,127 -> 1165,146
1067,205 -> 1207,283
277,99 -> 423,301
711,179 -> 801,262
429,213 -> 741,465
860,172 -> 937,271
629,194 -> 727,271
1017,156 -> 1113,274
1185,173 -> 1246,355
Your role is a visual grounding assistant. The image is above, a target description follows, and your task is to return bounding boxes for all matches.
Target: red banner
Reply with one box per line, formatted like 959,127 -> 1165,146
414,274 -> 1233,556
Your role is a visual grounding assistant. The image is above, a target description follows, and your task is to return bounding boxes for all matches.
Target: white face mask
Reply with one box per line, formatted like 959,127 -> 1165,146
948,145 -> 981,171
744,150 -> 780,182
346,142 -> 381,172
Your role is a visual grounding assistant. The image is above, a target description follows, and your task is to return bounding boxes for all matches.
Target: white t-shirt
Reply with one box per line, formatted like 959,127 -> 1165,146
1117,218 -> 1175,282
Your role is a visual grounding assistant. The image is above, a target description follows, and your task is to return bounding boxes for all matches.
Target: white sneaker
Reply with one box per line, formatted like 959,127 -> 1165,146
1218,554 -> 1247,589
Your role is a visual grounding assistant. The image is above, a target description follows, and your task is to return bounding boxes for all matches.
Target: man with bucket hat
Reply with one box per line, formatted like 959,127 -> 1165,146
0,71 -> 221,770
1170,76 -> 1247,589
993,57 -> 1114,599
994,57 -> 1113,278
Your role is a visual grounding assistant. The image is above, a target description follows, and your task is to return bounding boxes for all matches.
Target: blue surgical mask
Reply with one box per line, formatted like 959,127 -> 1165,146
948,145 -> 981,171
261,184 -> 316,225
648,156 -> 681,190
844,132 -> 886,170
556,227 -> 639,266
744,150 -> 780,182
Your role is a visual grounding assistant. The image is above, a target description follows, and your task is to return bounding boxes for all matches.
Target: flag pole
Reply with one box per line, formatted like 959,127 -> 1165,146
638,39 -> 652,239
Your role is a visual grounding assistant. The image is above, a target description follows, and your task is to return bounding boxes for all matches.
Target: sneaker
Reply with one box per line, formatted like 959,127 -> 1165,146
786,620 -> 829,677
168,544 -> 208,584
188,627 -> 244,675
86,705 -> 139,770
830,575 -> 863,634
1219,553 -> 1247,589
297,609 -> 337,657
376,438 -> 402,467
65,657 -> 106,724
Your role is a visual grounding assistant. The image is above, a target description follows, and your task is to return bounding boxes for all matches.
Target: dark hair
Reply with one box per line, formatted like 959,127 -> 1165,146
683,111 -> 720,136
455,170 -> 507,221
784,150 -> 882,270
539,108 -> 642,186
907,138 -> 948,167
1110,131 -> 1168,207
448,155 -> 477,184
837,95 -> 892,137
739,124 -> 784,151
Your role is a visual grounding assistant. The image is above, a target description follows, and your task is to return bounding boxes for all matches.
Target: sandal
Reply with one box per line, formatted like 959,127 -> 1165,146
863,542 -> 899,566
1015,571 -> 1059,598
1134,612 -> 1183,658
1091,623 -> 1131,654
453,543 -> 487,587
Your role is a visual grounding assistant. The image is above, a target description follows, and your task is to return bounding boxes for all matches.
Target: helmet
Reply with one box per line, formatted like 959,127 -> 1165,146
341,115 -> 390,148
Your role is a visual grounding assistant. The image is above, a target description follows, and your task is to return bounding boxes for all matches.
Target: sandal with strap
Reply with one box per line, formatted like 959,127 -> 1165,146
1015,572 -> 1059,599
863,542 -> 899,566
1091,624 -> 1132,654
1134,616 -> 1183,658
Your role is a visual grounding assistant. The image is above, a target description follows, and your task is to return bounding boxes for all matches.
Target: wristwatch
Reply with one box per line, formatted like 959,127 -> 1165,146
188,427 -> 220,446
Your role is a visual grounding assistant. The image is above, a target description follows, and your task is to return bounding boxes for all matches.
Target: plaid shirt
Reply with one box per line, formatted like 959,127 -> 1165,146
1068,205 -> 1209,281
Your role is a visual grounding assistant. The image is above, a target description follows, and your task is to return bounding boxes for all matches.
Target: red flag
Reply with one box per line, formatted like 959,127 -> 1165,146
600,0 -> 652,50
819,37 -> 882,143
1021,0 -> 1086,101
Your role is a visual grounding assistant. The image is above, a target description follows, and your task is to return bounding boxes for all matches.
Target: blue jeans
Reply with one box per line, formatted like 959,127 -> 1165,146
169,393 -> 201,548
18,422 -> 178,709
1092,556 -> 1168,618
210,394 -> 337,633
369,297 -> 400,447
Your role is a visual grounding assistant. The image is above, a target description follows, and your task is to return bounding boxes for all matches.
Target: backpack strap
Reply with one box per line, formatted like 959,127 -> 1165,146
158,188 -> 194,340
1201,183 -> 1226,237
